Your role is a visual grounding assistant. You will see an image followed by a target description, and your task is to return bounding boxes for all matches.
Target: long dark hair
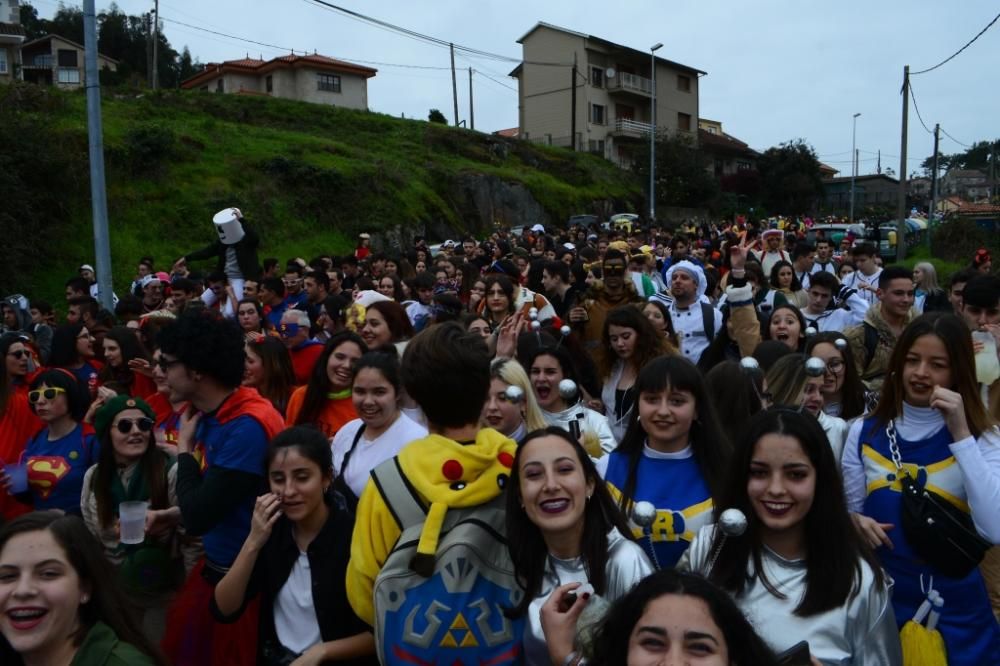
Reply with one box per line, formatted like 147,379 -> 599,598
590,569 -> 778,666
94,418 -> 169,529
294,331 -> 367,427
869,312 -> 994,437
245,336 -> 295,415
704,360 -> 765,447
0,513 -> 168,666
804,331 -> 866,419
769,259 -> 802,291
504,427 -> 634,619
598,305 -> 672,378
48,323 -> 88,368
614,356 -> 731,513
98,326 -> 151,386
763,304 -> 807,352
710,409 -> 883,616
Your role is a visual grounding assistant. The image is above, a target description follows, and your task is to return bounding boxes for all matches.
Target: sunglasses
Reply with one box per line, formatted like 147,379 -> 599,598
113,417 -> 154,434
602,265 -> 625,275
28,387 -> 67,403
7,349 -> 28,359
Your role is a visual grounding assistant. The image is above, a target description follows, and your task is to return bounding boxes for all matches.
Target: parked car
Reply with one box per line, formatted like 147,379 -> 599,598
567,214 -> 600,228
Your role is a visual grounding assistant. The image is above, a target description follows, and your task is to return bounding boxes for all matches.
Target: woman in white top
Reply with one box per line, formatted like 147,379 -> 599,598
481,357 -> 547,443
842,313 -> 1000,665
527,346 -> 617,455
330,350 -> 427,507
680,409 -> 901,665
504,426 -> 653,666
597,305 -> 676,443
764,353 -> 849,461
805,332 -> 873,421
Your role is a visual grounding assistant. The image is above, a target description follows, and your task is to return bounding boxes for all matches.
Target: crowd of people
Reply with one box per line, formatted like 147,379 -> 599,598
0,208 -> 999,665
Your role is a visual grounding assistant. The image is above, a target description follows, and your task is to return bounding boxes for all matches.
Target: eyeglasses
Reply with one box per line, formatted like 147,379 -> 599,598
824,359 -> 845,374
7,349 -> 28,359
77,332 -> 93,340
278,323 -> 300,338
113,417 -> 154,434
156,357 -> 182,372
602,265 -> 625,275
28,387 -> 67,403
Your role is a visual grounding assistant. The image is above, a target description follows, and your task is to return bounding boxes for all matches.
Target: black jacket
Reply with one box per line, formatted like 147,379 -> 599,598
183,226 -> 261,281
210,495 -> 375,665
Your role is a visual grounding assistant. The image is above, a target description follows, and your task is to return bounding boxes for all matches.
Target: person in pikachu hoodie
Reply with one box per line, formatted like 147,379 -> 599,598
346,321 -> 523,664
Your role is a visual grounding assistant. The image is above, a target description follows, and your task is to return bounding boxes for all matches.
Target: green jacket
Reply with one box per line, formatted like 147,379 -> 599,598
70,621 -> 155,666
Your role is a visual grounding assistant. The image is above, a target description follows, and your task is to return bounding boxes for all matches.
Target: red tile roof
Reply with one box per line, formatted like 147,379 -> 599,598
181,53 -> 377,89
0,22 -> 26,37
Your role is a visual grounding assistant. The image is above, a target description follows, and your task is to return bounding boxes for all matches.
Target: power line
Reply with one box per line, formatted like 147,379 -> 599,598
912,10 -> 1000,75
475,69 -> 517,93
907,82 -> 935,135
300,0 -> 571,67
940,127 -> 971,148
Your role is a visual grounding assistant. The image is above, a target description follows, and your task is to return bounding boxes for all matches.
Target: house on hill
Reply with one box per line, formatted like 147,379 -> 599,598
697,119 -> 758,177
181,53 -> 377,110
0,0 -> 25,85
510,22 -> 704,167
19,34 -> 118,88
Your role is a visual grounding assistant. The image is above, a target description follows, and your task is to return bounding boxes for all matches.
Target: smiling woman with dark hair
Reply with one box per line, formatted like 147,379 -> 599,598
504,426 -> 651,665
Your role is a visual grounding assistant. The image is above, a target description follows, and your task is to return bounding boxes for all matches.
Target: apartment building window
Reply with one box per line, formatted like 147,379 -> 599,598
588,139 -> 605,155
216,78 -> 224,93
317,73 -> 341,92
266,75 -> 273,93
57,49 -> 77,67
591,103 -> 606,125
677,74 -> 691,92
677,112 -> 691,131
57,68 -> 80,84
590,66 -> 604,88
0,49 -> 7,75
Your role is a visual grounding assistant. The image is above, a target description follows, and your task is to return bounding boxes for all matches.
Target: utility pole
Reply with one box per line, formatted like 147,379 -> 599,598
83,0 -> 114,311
151,0 -> 159,90
450,43 -> 458,126
895,65 -> 909,262
570,51 -> 577,150
144,13 -> 152,87
649,43 -> 663,222
849,112 -> 860,224
928,123 -> 939,249
468,67 -> 474,131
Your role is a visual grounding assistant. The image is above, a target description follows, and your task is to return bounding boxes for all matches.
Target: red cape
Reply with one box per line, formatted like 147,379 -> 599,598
216,386 -> 285,440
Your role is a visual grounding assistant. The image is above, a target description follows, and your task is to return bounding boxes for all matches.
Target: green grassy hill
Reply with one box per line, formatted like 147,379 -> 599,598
0,84 -> 641,304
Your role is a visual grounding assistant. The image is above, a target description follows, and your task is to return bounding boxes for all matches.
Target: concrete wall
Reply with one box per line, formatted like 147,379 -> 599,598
520,27 -> 582,147
288,68 -> 368,109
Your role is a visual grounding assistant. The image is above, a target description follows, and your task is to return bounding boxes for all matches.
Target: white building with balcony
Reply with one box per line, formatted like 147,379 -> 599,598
0,0 -> 25,84
509,22 -> 704,167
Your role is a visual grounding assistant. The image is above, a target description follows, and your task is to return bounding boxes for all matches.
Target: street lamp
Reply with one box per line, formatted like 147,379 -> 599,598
849,112 -> 861,224
649,42 -> 663,223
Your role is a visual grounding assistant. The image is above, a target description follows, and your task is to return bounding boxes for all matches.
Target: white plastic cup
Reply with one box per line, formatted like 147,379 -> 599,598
119,501 -> 149,545
972,331 -> 1000,385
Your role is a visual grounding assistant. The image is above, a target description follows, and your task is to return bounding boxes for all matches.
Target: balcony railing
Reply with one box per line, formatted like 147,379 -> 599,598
607,72 -> 652,96
612,118 -> 653,136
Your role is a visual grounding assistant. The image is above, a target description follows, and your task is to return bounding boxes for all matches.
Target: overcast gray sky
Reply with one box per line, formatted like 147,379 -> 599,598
32,0 -> 1000,177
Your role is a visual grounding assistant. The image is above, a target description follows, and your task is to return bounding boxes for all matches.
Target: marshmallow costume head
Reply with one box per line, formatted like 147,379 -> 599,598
213,207 -> 246,245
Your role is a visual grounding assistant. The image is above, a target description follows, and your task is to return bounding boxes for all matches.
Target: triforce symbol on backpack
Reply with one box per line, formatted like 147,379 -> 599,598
439,613 -> 479,648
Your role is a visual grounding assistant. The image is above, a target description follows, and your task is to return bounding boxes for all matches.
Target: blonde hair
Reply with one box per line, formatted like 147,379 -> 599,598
914,262 -> 941,292
491,358 -> 547,432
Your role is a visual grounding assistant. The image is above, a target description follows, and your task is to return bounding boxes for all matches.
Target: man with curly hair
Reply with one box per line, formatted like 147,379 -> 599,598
157,310 -> 284,666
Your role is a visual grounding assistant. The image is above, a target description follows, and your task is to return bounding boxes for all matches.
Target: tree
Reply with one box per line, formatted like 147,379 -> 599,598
756,139 -> 824,214
428,109 -> 447,124
19,3 -> 46,39
634,131 -> 719,209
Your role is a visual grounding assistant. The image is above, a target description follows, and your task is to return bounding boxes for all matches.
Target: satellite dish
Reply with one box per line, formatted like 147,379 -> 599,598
605,67 -> 616,79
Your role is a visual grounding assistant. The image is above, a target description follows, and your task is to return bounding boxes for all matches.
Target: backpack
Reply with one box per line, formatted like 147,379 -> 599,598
371,460 -> 525,665
700,302 -> 716,342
